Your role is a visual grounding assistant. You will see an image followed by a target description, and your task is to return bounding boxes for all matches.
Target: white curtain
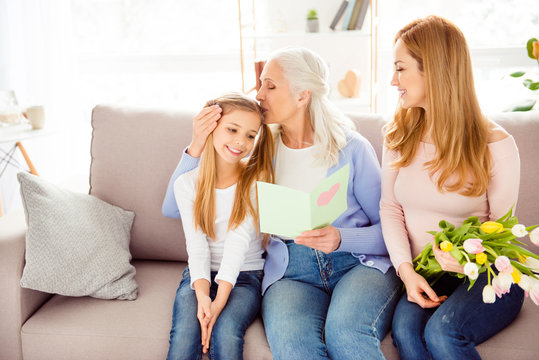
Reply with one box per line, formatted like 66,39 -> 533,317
0,0 -> 76,214
1,0 -> 75,123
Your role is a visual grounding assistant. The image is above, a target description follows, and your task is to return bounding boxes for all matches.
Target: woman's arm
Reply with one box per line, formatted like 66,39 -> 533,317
379,148 -> 446,307
379,147 -> 414,270
162,150 -> 201,218
336,137 -> 387,255
486,136 -> 520,220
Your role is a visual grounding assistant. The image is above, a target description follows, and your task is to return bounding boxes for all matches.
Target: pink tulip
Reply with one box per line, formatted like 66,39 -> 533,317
463,238 -> 486,254
495,256 -> 513,273
530,283 -> 539,306
492,272 -> 513,298
530,228 -> 539,246
518,274 -> 532,296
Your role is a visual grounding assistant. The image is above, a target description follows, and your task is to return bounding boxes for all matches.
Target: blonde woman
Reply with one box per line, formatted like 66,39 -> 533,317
166,93 -> 274,359
380,16 -> 524,359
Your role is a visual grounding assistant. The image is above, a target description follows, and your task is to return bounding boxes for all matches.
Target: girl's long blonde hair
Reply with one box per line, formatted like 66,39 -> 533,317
384,15 -> 491,197
193,93 -> 274,246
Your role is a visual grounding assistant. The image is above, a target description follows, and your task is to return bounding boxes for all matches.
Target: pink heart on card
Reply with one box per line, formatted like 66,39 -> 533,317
317,183 -> 340,206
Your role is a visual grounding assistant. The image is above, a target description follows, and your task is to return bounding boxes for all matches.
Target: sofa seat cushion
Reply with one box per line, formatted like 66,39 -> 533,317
379,298 -> 539,360
20,260 -> 272,360
21,261 -> 182,360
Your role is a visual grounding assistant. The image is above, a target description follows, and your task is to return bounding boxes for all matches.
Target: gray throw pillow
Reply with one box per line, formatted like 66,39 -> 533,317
17,172 -> 138,300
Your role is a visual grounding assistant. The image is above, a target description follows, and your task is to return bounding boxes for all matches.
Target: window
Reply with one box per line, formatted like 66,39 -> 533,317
378,0 -> 539,113
71,0 -> 246,118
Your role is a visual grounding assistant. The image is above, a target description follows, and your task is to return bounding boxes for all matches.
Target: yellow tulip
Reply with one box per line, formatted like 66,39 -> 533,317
480,221 -> 504,234
440,241 -> 453,252
512,267 -> 521,284
476,252 -> 487,265
533,41 -> 539,60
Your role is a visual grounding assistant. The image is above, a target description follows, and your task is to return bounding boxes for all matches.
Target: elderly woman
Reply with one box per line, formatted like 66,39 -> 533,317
163,47 -> 400,360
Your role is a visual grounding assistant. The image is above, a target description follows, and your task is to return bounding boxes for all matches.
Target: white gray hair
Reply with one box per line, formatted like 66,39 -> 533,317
266,47 -> 354,167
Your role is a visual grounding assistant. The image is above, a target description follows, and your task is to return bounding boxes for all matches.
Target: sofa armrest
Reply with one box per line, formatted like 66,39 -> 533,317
0,209 -> 52,360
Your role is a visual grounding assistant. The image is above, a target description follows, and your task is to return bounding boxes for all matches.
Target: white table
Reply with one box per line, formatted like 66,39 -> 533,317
0,123 -> 48,216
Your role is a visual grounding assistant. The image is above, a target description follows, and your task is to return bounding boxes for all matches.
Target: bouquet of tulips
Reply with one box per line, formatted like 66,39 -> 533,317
413,208 -> 539,305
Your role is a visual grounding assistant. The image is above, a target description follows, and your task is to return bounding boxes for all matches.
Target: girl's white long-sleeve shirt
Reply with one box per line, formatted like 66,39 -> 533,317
173,168 -> 264,288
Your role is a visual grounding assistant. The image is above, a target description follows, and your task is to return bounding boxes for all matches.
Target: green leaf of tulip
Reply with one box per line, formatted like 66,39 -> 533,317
496,207 -> 514,223
450,248 -> 463,262
510,71 -> 525,77
502,216 -> 519,228
527,37 -> 539,60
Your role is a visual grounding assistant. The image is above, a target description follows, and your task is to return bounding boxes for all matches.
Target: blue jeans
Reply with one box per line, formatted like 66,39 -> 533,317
262,241 -> 401,360
392,271 -> 524,360
167,267 -> 263,360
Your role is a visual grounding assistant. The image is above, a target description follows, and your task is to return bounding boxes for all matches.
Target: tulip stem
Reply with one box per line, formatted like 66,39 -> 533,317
487,261 -> 491,285
483,245 -> 499,258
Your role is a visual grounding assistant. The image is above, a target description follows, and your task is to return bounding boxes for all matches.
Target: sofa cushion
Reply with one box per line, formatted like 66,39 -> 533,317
17,172 -> 138,300
90,105 -> 194,261
20,260 -> 272,360
379,298 -> 539,359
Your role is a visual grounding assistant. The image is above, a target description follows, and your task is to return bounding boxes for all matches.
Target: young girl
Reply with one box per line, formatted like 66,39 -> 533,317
166,93 -> 274,360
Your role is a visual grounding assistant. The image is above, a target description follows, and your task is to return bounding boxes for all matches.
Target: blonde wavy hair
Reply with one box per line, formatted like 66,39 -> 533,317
383,16 -> 491,197
193,93 -> 275,246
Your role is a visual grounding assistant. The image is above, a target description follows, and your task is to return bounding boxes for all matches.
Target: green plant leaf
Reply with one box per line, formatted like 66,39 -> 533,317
510,71 -> 526,77
502,216 -> 519,228
450,248 -> 463,262
464,216 -> 481,226
451,223 -> 472,243
467,278 -> 476,291
438,220 -> 454,231
504,99 -> 536,112
522,79 -> 539,90
306,9 -> 318,20
527,37 -> 539,60
496,207 -> 514,223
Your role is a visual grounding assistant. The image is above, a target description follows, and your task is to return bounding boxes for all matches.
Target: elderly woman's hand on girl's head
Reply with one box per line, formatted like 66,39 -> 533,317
187,105 -> 222,158
294,225 -> 341,253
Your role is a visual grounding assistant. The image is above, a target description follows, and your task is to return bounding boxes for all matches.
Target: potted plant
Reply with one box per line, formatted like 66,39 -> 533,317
507,37 -> 539,111
306,9 -> 319,33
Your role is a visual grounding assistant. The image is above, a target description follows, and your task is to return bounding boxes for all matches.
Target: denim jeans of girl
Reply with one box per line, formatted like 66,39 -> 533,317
262,241 -> 401,360
392,271 -> 524,360
167,268 -> 263,360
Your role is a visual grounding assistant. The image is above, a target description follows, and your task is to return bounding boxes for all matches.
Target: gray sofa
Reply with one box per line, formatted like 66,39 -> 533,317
1,105 -> 538,360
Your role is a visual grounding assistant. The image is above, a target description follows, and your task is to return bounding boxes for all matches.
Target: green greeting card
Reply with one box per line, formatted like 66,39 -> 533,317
257,164 -> 349,238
